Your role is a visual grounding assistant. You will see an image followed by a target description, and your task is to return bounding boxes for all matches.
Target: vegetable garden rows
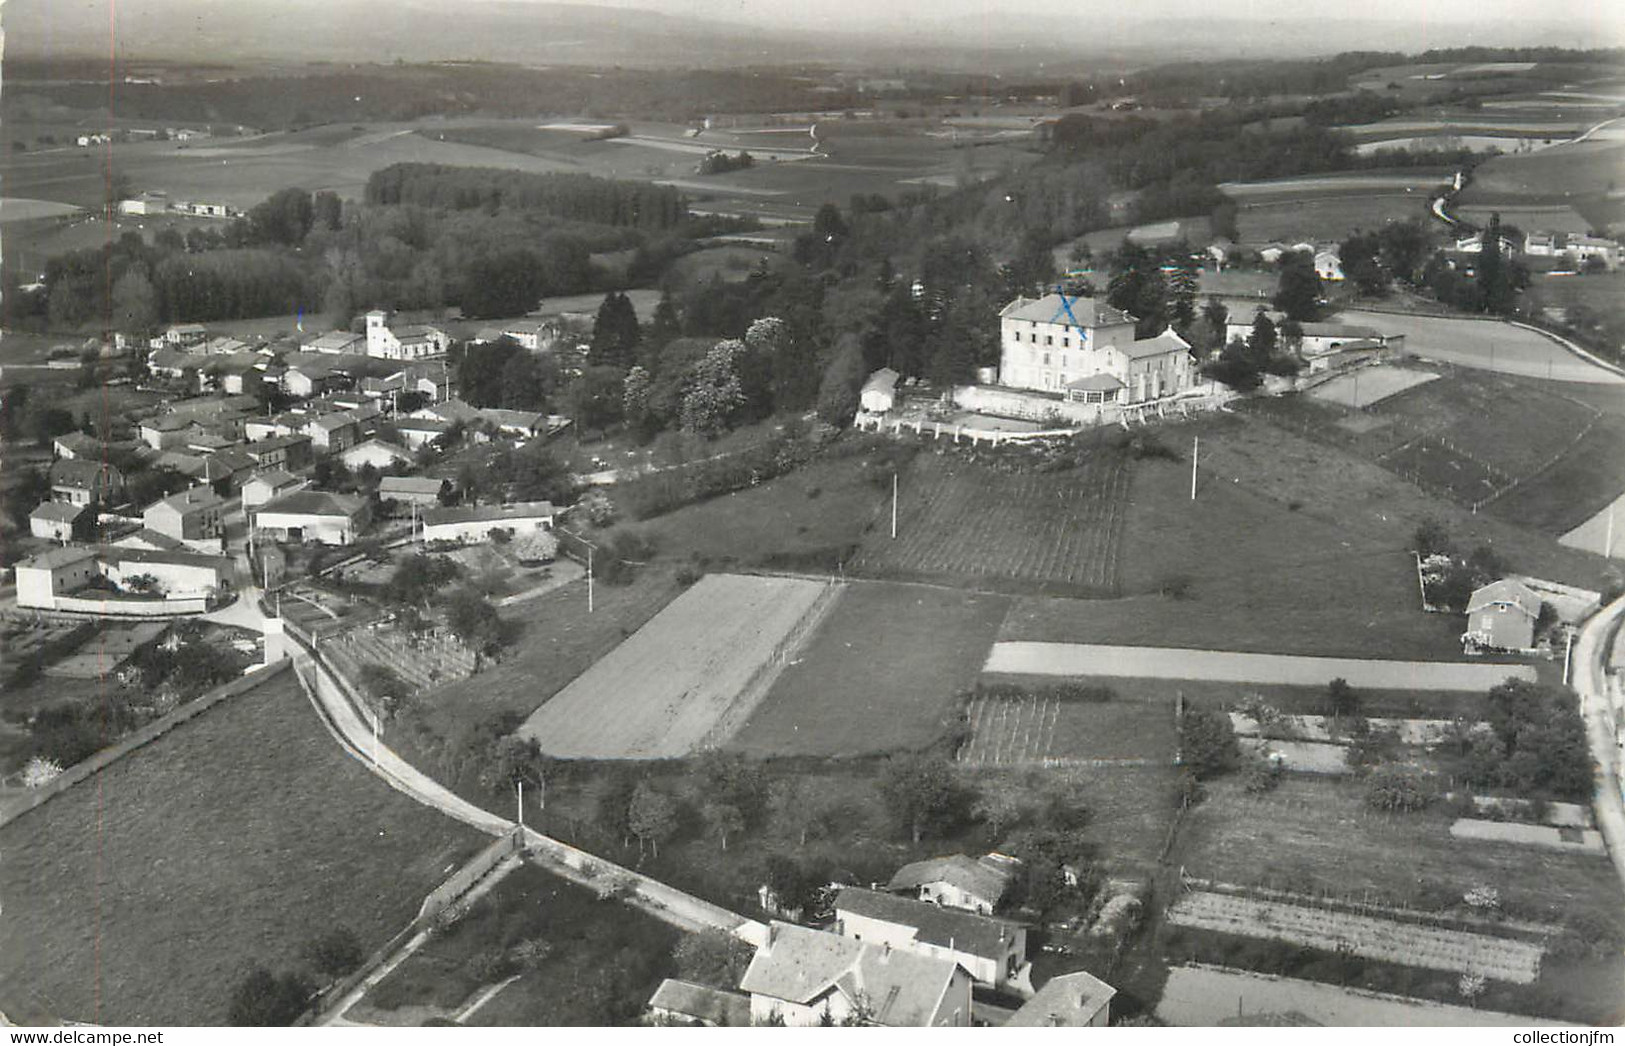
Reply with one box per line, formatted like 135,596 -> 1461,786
958,693 -> 1060,765
1167,890 -> 1544,983
853,455 -> 1130,594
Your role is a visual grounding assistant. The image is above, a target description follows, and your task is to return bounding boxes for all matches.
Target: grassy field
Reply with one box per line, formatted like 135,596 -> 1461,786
0,669 -> 485,1026
849,450 -> 1132,597
1491,415 -> 1625,535
390,568 -> 685,777
1172,775 -> 1624,1023
520,573 -> 832,758
355,862 -> 679,1027
632,450 -> 892,573
727,580 -> 1009,757
1003,411 -> 1612,661
1234,193 -> 1433,244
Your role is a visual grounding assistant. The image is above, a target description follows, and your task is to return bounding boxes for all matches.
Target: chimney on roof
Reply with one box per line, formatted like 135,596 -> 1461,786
1048,1013 -> 1062,1027
766,923 -> 778,952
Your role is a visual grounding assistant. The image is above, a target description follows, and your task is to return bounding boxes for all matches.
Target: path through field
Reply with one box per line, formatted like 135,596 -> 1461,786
520,573 -> 832,758
983,642 -> 1534,690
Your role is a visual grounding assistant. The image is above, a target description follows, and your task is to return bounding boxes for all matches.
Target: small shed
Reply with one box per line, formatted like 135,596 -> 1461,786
860,368 -> 901,413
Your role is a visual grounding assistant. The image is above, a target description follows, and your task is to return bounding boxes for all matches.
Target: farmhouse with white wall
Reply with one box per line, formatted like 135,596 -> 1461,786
997,294 -> 1196,404
832,887 -> 1028,993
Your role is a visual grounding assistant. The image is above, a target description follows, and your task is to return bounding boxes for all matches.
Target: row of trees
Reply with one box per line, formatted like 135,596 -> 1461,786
364,163 -> 688,230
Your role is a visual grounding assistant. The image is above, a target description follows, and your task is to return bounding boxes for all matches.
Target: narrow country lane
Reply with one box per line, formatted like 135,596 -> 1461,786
1571,595 -> 1625,893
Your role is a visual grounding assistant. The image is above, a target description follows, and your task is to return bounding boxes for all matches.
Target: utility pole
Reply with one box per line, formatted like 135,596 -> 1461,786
1563,629 -> 1575,686
1607,501 -> 1616,560
1190,436 -> 1200,501
587,542 -> 594,614
517,780 -> 525,831
891,471 -> 898,539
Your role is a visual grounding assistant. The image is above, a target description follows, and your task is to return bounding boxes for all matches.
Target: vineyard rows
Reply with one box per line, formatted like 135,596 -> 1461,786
959,694 -> 1059,765
854,456 -> 1129,593
1168,890 -> 1542,983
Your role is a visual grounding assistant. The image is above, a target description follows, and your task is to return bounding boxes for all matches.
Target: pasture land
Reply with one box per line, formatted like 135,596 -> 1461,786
1007,412 -> 1613,661
0,669 -> 484,1026
1454,202 -> 1595,235
520,573 -> 833,758
849,451 -> 1131,597
1460,137 -> 1625,203
727,580 -> 1009,757
1308,366 -> 1438,408
356,862 -> 679,1027
957,686 -> 1176,766
1167,890 -> 1544,982
1502,416 -> 1625,537
1233,193 -> 1432,244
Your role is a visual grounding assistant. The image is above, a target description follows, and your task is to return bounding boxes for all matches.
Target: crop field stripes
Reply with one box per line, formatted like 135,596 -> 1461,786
1168,890 -> 1543,983
959,693 -> 1060,765
853,456 -> 1129,594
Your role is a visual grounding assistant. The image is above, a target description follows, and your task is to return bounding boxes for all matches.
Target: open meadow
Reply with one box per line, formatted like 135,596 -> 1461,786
727,580 -> 1009,758
520,573 -> 835,758
0,668 -> 485,1026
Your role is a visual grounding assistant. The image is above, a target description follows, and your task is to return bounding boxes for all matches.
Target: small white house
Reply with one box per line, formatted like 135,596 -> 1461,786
241,468 -> 308,511
30,501 -> 91,542
860,368 -> 901,413
1004,971 -> 1116,1027
1313,249 -> 1344,282
14,547 -> 101,610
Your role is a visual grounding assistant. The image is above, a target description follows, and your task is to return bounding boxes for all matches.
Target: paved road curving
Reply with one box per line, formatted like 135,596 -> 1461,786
1571,595 -> 1625,894
985,641 -> 1535,691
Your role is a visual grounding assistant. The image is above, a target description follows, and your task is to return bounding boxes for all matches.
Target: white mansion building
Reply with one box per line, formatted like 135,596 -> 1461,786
997,294 -> 1196,404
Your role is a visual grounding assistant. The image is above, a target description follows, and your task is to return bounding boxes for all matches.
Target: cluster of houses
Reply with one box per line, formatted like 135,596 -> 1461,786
13,312 -> 578,617
116,190 -> 239,219
648,852 -> 1117,1028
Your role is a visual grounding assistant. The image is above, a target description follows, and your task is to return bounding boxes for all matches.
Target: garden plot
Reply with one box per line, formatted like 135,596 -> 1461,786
1309,367 -> 1438,409
851,453 -> 1131,596
1450,819 -> 1607,856
1167,890 -> 1544,983
1243,738 -> 1350,774
959,692 -> 1174,766
43,622 -> 169,679
1230,712 -> 1487,746
520,573 -> 834,758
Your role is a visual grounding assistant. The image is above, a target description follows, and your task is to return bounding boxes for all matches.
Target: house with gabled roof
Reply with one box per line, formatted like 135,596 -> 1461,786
421,501 -> 555,544
52,431 -> 107,461
30,501 -> 92,542
1464,578 -> 1543,652
339,438 -> 412,471
833,887 -> 1029,992
739,922 -> 972,1027
241,468 -> 308,510
252,489 -> 371,546
365,310 -> 451,361
886,853 -> 1020,915
50,459 -> 126,507
243,433 -> 312,473
1004,970 -> 1115,1027
144,486 -> 226,550
378,475 -> 447,509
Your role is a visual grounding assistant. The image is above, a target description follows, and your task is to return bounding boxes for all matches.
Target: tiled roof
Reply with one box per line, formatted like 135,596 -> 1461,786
16,546 -> 98,570
887,854 -> 1015,903
378,476 -> 445,495
1120,328 -> 1192,360
31,501 -> 89,523
255,489 -> 367,518
647,980 -> 751,1026
1001,294 -> 1136,328
1467,578 -> 1541,619
423,501 -> 555,526
739,923 -> 960,1027
1004,971 -> 1116,1027
834,887 -> 1022,960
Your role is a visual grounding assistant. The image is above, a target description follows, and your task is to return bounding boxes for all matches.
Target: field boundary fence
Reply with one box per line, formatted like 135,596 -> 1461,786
697,577 -> 844,750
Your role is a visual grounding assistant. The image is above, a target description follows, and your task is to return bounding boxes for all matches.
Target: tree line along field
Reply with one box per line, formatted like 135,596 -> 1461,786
848,450 -> 1132,597
0,669 -> 486,1026
1169,776 -> 1624,1023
